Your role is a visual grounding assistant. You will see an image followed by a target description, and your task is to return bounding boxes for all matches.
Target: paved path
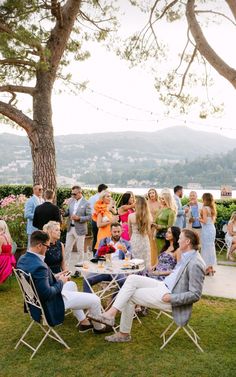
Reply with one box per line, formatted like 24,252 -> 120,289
69,251 -> 236,300
203,264 -> 236,300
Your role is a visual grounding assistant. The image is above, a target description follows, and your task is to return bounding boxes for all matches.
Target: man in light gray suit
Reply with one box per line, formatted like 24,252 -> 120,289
88,229 -> 205,342
64,185 -> 92,266
174,185 -> 188,228
24,183 -> 44,246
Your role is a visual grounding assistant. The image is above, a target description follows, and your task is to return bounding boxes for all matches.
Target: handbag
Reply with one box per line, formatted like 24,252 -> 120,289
156,230 -> 166,239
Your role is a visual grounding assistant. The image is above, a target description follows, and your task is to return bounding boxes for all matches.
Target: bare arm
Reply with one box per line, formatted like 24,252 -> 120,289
199,207 -> 208,224
61,242 -> 67,271
128,215 -> 133,238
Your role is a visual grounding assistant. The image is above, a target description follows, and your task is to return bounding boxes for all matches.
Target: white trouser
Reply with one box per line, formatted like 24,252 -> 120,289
62,281 -> 103,329
113,275 -> 172,333
65,227 -> 85,265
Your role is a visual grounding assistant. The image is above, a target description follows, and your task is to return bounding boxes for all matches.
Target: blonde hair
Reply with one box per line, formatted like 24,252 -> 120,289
202,193 -> 217,219
0,220 -> 13,244
160,188 -> 177,214
99,190 -> 111,201
229,211 -> 236,223
43,221 -> 60,237
135,196 -> 151,235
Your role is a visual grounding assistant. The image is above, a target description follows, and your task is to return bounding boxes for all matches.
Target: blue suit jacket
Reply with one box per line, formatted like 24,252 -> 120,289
96,237 -> 131,259
17,252 -> 65,326
24,196 -> 42,235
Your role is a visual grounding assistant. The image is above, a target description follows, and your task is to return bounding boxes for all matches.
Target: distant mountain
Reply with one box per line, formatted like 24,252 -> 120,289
0,127 -> 235,186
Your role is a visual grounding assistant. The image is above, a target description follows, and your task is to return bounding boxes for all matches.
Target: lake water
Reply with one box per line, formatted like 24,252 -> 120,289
109,187 -> 236,200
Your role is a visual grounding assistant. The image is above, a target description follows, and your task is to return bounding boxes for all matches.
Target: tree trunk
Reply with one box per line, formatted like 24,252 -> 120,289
29,74 -> 57,191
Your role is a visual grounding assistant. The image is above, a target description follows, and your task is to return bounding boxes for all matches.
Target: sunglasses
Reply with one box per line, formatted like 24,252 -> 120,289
42,243 -> 50,250
38,188 -> 43,191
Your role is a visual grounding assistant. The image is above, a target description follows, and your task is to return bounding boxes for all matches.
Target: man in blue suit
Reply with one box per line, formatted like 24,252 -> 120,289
24,183 -> 44,246
17,231 -> 112,333
83,223 -> 131,293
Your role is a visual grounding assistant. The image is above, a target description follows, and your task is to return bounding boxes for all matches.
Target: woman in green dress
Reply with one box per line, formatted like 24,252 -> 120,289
153,189 -> 177,259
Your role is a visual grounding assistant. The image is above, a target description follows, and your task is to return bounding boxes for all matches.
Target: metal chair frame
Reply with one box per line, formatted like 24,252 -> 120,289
14,268 -> 70,359
154,310 -> 203,352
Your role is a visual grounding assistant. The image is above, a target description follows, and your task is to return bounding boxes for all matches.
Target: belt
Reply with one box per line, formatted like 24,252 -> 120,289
70,224 -> 75,227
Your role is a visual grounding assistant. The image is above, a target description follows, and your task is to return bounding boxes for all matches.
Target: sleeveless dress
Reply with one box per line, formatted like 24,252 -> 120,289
0,235 -> 16,283
200,206 -> 216,268
225,223 -> 236,255
93,200 -> 113,249
44,240 -> 63,274
130,223 -> 151,268
119,209 -> 134,241
148,251 -> 177,281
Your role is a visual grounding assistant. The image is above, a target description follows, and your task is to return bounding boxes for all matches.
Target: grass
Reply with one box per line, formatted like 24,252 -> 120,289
1,278 -> 236,377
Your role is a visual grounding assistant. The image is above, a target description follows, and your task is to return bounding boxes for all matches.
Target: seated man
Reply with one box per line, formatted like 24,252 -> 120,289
17,231 -> 111,334
88,229 -> 205,342
83,222 -> 131,293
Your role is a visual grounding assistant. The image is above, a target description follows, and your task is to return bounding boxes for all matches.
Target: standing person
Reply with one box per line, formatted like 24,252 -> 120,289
146,188 -> 161,266
153,188 -> 177,256
118,191 -> 135,241
173,185 -> 188,228
186,191 -> 203,237
17,231 -> 112,334
199,193 -> 217,276
24,183 -> 44,246
43,221 -> 66,274
33,189 -> 61,230
128,196 -> 151,268
64,186 -> 92,266
0,220 -> 16,284
88,184 -> 108,254
93,190 -> 119,250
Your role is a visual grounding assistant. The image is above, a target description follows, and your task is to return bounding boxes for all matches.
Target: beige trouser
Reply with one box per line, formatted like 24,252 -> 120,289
113,274 -> 172,333
65,227 -> 85,265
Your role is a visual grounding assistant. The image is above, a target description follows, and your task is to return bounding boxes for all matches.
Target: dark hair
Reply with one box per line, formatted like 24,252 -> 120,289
174,185 -> 183,193
160,226 -> 181,253
111,222 -> 122,229
72,185 -> 82,191
98,184 -> 108,193
30,231 -> 50,247
181,228 -> 200,250
119,192 -> 134,207
33,183 -> 42,188
44,189 -> 54,200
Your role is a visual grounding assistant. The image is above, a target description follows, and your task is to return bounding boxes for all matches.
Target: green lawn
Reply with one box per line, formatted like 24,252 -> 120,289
1,278 -> 236,377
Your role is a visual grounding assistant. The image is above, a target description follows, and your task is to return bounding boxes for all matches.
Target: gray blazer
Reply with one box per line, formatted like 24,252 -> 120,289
170,251 -> 205,327
64,197 -> 92,236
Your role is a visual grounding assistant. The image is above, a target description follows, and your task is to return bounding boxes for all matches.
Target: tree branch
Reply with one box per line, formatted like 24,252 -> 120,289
186,0 -> 236,89
0,101 -> 34,134
0,58 -> 36,68
226,0 -> 236,21
0,85 -> 35,96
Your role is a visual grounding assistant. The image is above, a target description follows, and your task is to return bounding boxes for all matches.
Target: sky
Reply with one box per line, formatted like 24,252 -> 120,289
1,0 -> 236,140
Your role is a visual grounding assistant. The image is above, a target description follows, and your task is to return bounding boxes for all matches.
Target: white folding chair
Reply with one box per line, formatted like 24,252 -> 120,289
14,268 -> 70,359
215,222 -> 228,255
156,310 -> 203,352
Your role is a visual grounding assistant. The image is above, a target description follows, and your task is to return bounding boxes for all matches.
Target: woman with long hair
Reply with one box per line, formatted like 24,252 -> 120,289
43,221 -> 67,273
225,211 -> 236,260
128,196 -> 151,268
118,191 -> 135,241
146,188 -> 161,266
93,190 -> 119,249
199,193 -> 217,276
147,226 -> 180,280
153,188 -> 177,257
0,220 -> 16,283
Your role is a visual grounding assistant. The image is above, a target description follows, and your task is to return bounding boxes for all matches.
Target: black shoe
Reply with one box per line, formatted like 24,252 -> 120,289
71,271 -> 81,278
78,323 -> 94,333
93,325 -> 113,334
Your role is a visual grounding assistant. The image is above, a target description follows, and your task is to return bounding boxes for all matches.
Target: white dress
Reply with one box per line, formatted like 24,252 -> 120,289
130,223 -> 151,268
225,223 -> 236,256
200,206 -> 216,268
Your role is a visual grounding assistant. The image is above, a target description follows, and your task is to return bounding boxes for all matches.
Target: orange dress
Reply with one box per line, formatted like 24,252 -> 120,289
93,200 -> 113,249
